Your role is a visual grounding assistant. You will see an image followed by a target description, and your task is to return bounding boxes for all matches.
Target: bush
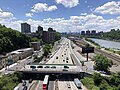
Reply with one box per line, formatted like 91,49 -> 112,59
93,73 -> 103,85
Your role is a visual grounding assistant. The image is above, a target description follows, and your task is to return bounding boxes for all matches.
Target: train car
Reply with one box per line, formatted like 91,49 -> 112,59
42,75 -> 49,90
74,78 -> 81,89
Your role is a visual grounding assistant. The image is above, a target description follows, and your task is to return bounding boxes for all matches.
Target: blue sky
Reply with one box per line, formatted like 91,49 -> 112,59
0,0 -> 120,32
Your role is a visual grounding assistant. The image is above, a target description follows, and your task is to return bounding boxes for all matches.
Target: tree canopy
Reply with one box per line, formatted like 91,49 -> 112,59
0,24 -> 31,54
93,54 -> 113,72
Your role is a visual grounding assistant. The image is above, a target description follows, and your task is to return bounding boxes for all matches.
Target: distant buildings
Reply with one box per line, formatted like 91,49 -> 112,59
81,31 -> 85,35
81,30 -> 97,35
86,30 -> 91,35
21,23 -> 56,43
21,23 -> 31,33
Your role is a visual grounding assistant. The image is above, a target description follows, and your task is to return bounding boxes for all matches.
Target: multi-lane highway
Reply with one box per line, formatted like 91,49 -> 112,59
14,38 -> 85,90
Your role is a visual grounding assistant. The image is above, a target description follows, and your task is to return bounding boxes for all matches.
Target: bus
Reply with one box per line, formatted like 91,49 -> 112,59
74,78 -> 81,89
42,75 -> 49,90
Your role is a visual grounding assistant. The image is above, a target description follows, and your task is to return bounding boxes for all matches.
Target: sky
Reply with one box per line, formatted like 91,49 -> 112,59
0,0 -> 120,32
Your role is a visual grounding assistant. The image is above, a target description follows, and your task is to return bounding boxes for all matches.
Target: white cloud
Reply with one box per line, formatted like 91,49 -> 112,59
31,3 -> 57,13
95,1 -> 120,15
0,8 -> 2,12
80,13 -> 87,16
0,12 -> 14,19
25,13 -> 33,17
55,0 -> 79,8
47,5 -> 57,11
0,14 -> 120,33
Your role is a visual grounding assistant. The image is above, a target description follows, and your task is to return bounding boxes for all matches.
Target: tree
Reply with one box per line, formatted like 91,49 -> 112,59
93,72 -> 103,85
55,32 -> 61,41
93,54 -> 113,72
0,24 -> 31,54
43,44 -> 51,57
99,79 -> 110,90
110,72 -> 120,86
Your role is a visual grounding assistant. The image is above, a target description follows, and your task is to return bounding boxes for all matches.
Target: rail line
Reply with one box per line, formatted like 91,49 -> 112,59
72,39 -> 120,64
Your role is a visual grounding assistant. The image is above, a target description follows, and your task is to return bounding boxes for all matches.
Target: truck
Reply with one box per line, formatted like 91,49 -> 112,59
74,78 -> 81,89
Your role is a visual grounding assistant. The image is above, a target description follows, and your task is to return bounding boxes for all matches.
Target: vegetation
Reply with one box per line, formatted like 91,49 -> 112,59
81,72 -> 120,90
0,24 -> 31,54
81,77 -> 99,90
0,72 -> 23,90
54,32 -> 61,41
83,29 -> 120,42
43,44 -> 52,57
93,54 -> 113,72
101,29 -> 120,41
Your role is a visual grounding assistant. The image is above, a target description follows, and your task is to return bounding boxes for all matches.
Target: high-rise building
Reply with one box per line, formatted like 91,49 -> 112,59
38,26 -> 43,32
91,30 -> 96,35
81,31 -> 85,35
86,30 -> 90,35
21,23 -> 31,33
42,28 -> 55,43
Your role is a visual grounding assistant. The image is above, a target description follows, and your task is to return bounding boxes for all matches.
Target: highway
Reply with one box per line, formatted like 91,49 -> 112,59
14,38 -> 84,90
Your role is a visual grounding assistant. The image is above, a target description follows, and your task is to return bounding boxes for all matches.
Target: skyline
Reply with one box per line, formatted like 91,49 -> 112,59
0,0 -> 120,32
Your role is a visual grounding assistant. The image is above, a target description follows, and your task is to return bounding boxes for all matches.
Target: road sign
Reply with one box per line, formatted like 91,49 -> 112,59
82,47 -> 94,53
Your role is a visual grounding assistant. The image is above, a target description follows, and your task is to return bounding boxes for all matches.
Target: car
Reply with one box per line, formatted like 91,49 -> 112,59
44,66 -> 50,68
67,83 -> 71,88
22,81 -> 26,86
66,57 -> 69,60
22,86 -> 27,90
62,55 -> 63,57
51,66 -> 56,68
29,79 -> 33,83
66,61 -> 68,63
64,66 -> 69,68
30,66 -> 36,69
56,56 -> 58,59
37,66 -> 43,68
63,60 -> 65,62
64,53 -> 66,55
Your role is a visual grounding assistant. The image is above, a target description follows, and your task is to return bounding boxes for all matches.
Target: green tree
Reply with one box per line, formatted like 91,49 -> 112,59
43,44 -> 51,57
55,32 -> 61,41
93,54 -> 113,72
93,72 -> 103,85
0,24 -> 31,54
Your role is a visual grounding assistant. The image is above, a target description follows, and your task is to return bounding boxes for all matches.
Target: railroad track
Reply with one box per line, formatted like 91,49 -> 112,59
72,39 -> 120,64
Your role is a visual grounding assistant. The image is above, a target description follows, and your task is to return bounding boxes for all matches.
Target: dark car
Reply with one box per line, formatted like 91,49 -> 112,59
37,66 -> 43,68
44,66 -> 50,68
64,66 -> 69,68
66,61 -> 68,63
23,86 -> 27,90
56,56 -> 58,59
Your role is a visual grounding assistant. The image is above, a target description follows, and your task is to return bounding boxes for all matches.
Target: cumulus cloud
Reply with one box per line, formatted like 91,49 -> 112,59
1,14 -> 120,33
47,5 -> 58,11
0,8 -> 2,12
25,13 -> 33,17
55,0 -> 79,8
0,12 -> 14,19
95,1 -> 120,15
31,3 -> 57,13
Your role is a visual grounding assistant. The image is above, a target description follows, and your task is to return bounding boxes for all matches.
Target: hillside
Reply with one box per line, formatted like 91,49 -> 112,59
0,24 -> 31,54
